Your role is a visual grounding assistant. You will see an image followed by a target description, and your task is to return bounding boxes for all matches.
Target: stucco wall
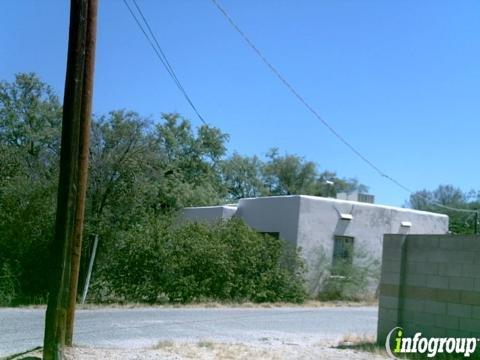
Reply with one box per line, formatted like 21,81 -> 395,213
236,196 -> 301,247
298,196 -> 447,259
296,196 -> 449,293
378,234 -> 480,344
182,205 -> 237,223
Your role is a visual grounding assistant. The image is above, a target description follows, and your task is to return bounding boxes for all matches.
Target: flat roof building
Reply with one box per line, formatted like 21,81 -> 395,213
183,195 -> 449,295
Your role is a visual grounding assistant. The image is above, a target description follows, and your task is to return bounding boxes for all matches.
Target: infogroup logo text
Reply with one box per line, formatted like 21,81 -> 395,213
386,327 -> 479,358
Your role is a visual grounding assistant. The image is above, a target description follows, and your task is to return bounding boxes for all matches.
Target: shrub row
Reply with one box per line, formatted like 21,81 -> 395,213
88,218 -> 306,304
0,209 -> 381,305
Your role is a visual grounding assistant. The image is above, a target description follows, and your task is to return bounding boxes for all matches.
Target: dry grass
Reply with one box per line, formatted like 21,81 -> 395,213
2,299 -> 378,311
153,340 -> 174,349
335,334 -> 387,357
197,340 -> 215,349
79,298 -> 378,309
339,333 -> 376,345
5,341 -> 390,360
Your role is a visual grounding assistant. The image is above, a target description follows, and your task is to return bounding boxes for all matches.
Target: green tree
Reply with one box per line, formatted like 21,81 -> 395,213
262,148 -> 318,195
87,110 -> 157,229
221,153 -> 266,200
261,148 -> 368,197
154,113 -> 229,208
87,111 -> 231,229
86,112 -> 231,287
0,72 -> 370,305
409,185 -> 479,234
316,171 -> 368,197
0,73 -> 61,304
0,73 -> 61,176
0,74 -> 234,304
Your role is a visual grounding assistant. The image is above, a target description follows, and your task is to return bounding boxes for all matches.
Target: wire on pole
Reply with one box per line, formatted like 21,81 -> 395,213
209,0 -> 476,214
122,0 -> 207,125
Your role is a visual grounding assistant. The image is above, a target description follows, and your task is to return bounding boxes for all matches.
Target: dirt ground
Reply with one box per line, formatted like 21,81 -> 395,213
10,340 -> 389,360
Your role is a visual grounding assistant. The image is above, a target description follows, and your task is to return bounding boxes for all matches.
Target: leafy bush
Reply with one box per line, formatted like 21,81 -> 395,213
0,176 -> 55,305
316,247 -> 380,301
89,218 -> 306,303
0,263 -> 18,306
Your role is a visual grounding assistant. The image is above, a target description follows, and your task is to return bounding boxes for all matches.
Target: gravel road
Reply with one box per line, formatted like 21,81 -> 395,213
0,306 -> 379,357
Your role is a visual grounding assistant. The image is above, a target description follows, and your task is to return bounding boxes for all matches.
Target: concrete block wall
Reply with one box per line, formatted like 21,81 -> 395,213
378,234 -> 480,343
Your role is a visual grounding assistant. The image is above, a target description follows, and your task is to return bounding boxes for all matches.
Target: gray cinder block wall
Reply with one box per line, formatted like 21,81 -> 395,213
378,234 -> 480,343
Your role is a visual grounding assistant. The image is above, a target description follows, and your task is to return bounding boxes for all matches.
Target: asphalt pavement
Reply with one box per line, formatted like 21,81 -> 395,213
0,306 -> 378,356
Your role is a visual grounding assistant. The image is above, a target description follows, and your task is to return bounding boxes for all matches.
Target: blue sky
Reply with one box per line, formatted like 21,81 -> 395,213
1,1 -> 479,207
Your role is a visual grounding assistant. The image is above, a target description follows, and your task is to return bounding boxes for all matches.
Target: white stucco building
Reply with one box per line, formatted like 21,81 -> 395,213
183,195 -> 449,294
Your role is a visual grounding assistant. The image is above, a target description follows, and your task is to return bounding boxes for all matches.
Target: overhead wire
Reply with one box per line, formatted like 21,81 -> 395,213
209,0 -> 476,214
122,0 -> 207,125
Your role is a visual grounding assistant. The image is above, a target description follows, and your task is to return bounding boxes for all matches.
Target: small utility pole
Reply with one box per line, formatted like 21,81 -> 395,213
475,209 -> 478,235
66,0 -> 98,346
43,1 -> 89,358
80,234 -> 99,304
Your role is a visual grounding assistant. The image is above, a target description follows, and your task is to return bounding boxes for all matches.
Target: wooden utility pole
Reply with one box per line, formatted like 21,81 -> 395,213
65,0 -> 98,346
43,1 -> 89,358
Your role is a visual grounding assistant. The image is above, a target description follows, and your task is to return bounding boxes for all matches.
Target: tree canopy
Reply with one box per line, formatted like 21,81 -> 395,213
0,73 -> 369,304
409,185 -> 480,234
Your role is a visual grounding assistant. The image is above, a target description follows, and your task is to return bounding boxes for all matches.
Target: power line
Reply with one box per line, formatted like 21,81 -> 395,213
130,0 -> 206,125
131,1 -> 181,86
209,0 -> 475,214
122,0 -> 207,125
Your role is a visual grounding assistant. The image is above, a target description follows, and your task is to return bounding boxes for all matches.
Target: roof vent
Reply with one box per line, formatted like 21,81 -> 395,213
340,213 -> 353,220
401,221 -> 412,228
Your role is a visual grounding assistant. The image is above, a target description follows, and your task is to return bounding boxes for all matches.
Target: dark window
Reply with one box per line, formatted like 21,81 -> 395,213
259,232 -> 280,240
332,236 -> 354,269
